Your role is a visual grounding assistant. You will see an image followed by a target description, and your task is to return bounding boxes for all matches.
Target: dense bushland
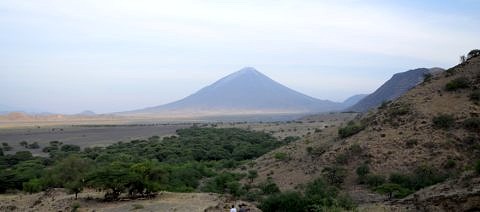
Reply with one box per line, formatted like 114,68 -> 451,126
0,127 -> 292,199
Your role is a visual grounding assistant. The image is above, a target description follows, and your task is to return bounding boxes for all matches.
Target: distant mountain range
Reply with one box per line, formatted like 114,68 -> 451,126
121,67 -> 364,116
347,67 -> 444,112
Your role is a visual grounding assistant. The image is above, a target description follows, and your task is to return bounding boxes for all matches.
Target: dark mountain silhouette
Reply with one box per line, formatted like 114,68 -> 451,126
347,68 -> 443,112
122,67 -> 362,116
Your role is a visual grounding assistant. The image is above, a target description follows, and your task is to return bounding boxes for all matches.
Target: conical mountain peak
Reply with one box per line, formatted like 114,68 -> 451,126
126,67 -> 345,114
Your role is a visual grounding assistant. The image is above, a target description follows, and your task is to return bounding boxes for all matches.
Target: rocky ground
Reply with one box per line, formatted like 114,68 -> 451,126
0,189 -> 260,212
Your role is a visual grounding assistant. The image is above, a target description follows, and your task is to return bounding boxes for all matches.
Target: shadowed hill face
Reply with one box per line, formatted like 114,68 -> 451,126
348,68 -> 441,112
126,67 -> 359,115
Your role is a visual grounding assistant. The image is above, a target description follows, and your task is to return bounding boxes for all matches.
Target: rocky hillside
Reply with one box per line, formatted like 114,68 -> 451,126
248,55 -> 480,211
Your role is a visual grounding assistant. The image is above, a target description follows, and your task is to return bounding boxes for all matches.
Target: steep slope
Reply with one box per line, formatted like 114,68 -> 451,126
248,56 -> 480,211
123,67 -> 348,116
348,68 -> 443,112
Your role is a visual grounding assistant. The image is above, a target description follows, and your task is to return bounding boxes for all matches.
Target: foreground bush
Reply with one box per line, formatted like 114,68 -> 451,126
432,114 -> 455,130
338,121 -> 364,138
260,177 -> 355,212
445,77 -> 470,91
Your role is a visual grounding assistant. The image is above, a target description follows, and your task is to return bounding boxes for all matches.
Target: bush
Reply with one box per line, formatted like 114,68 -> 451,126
405,139 -> 418,148
247,170 -> 258,183
432,114 -> 455,130
71,202 -> 80,212
365,174 -> 386,188
411,165 -> 446,190
274,152 -> 288,161
445,77 -> 470,91
335,153 -> 349,165
476,160 -> 480,174
322,166 -> 347,186
259,180 -> 280,195
389,173 -> 413,188
379,101 -> 391,110
470,90 -> 480,102
60,144 -> 80,152
305,178 -> 341,208
375,183 -> 412,199
444,159 -> 456,169
259,191 -> 306,212
388,103 -> 411,117
463,118 -> 480,132
423,73 -> 433,83
23,178 -> 43,193
356,164 -> 370,178
132,204 -> 144,210
27,142 -> 40,149
338,121 -> 364,138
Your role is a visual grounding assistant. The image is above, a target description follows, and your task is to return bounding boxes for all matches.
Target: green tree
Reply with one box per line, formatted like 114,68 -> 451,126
47,155 -> 92,199
23,178 -> 44,193
322,166 -> 347,186
247,170 -> 258,183
375,183 -> 411,199
87,162 -> 135,200
60,144 -> 81,152
260,191 -> 306,212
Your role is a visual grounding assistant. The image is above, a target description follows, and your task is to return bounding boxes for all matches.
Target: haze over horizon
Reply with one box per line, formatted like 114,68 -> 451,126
1,0 -> 479,114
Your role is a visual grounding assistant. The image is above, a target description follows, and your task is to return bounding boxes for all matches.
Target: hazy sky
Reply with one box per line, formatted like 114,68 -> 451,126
1,0 -> 479,114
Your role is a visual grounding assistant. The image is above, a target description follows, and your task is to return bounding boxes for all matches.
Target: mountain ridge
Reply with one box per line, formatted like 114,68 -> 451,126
347,67 -> 443,112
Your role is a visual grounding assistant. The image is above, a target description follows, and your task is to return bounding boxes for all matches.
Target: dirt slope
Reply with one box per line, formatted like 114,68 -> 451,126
248,56 -> 480,211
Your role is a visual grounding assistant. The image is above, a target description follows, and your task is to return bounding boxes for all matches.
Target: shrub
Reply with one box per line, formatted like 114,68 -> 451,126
445,77 -> 470,91
467,49 -> 480,59
389,173 -> 413,188
42,146 -> 58,153
356,164 -> 370,178
432,114 -> 455,130
27,142 -> 40,149
375,183 -> 412,199
259,180 -> 280,195
338,121 -> 364,138
247,170 -> 258,183
470,90 -> 480,102
20,141 -> 28,147
388,103 -> 411,117
71,202 -> 80,212
379,100 -> 391,110
335,153 -> 349,165
274,152 -> 288,161
444,159 -> 456,169
322,166 -> 347,186
305,178 -> 340,208
132,204 -> 144,210
259,191 -> 306,212
463,118 -> 480,132
60,144 -> 80,152
365,174 -> 386,188
22,178 -> 43,193
306,147 -> 313,155
411,165 -> 446,190
423,73 -> 432,83
475,160 -> 480,174
405,139 -> 418,148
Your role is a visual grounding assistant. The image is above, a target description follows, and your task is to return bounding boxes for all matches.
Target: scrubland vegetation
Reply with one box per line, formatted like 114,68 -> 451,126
0,127 -> 294,200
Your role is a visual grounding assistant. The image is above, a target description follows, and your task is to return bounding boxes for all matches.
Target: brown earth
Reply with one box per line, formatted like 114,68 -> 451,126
244,56 -> 480,211
0,189 -> 260,212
